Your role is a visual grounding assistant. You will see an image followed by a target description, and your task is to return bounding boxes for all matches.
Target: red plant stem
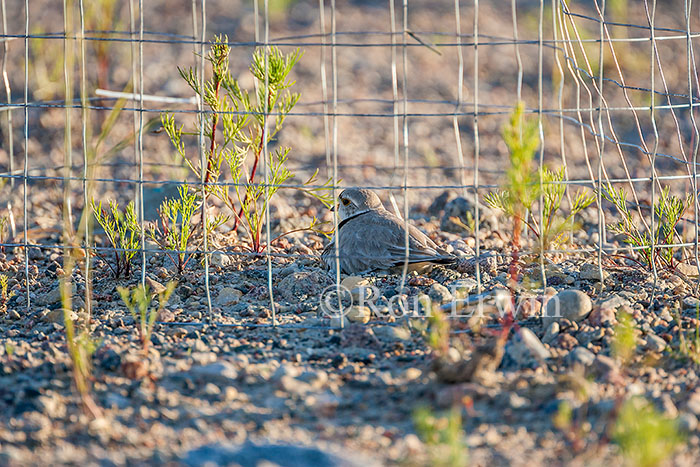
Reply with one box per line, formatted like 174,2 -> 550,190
232,90 -> 273,233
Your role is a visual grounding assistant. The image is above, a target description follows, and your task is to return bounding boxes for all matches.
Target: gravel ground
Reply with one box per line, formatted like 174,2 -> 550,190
3,0 -> 700,465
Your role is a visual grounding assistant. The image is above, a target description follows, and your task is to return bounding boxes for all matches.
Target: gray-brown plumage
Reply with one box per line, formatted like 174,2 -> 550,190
321,188 -> 456,274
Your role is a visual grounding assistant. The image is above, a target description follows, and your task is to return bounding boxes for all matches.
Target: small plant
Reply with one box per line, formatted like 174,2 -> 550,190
673,302 -> 700,365
146,185 -> 226,274
118,281 -> 176,354
484,103 -> 594,254
413,406 -> 468,466
603,184 -> 691,271
426,307 -> 450,357
91,199 -> 140,278
612,396 -> 684,467
612,310 -> 637,365
63,310 -> 103,418
0,214 -> 9,252
0,274 -> 14,313
162,35 -> 333,253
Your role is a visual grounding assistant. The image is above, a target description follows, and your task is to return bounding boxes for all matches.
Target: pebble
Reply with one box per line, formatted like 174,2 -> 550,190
210,251 -> 231,268
42,309 -> 78,325
373,325 -> 411,342
181,361 -> 239,386
428,283 -> 453,304
346,306 -> 371,324
542,322 -> 560,344
545,289 -> 592,322
508,328 -> 550,365
679,413 -> 699,432
644,334 -> 667,353
569,346 -> 595,367
216,287 -> 243,306
579,263 -> 609,281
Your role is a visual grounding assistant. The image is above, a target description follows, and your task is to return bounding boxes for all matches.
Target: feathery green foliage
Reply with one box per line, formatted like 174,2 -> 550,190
162,35 -> 333,253
485,102 -> 594,251
603,184 -> 691,270
118,281 -> 176,354
147,185 -> 226,274
613,396 -> 684,467
413,406 -> 468,466
91,199 -> 140,278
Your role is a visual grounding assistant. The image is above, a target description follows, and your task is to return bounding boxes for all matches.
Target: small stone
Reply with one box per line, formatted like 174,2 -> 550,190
509,328 -> 550,365
202,383 -> 221,396
676,262 -> 699,277
450,278 -> 478,296
687,390 -> 700,416
679,413 -> 698,432
216,287 -> 243,306
42,309 -> 78,325
145,276 -> 166,295
210,251 -> 231,268
34,286 -> 63,306
542,322 -> 560,344
545,289 -> 592,322
644,334 -> 667,353
569,346 -> 595,366
440,196 -> 498,233
346,306 -> 371,324
428,283 -> 453,304
373,325 -> 411,342
183,361 -> 239,386
579,263 -> 609,281
588,306 -> 617,327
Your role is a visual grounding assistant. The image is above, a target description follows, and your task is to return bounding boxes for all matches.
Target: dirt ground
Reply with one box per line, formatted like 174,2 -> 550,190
3,0 -> 700,465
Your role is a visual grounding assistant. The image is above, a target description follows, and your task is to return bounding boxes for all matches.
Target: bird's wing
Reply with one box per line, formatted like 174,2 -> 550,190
334,209 -> 451,273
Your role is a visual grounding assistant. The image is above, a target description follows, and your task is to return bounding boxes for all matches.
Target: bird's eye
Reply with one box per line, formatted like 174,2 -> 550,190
341,198 -> 350,206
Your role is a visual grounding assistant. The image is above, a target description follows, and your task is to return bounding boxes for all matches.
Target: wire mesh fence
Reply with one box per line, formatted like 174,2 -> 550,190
1,0 -> 699,333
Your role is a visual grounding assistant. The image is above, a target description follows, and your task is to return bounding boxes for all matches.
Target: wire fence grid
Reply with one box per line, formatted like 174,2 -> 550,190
0,0 -> 699,332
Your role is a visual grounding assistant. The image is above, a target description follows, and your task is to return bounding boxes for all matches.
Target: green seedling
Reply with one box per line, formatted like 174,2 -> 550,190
118,281 -> 176,354
147,185 -> 226,274
413,406 -> 468,467
484,103 -> 594,254
162,35 -> 333,253
0,274 -> 14,312
91,199 -> 140,278
603,184 -> 691,271
612,396 -> 684,467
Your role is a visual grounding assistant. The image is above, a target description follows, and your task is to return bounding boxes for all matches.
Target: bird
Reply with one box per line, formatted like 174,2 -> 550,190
321,188 -> 457,274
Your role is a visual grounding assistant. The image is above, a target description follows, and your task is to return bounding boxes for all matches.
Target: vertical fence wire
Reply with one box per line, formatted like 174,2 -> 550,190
137,0 -> 146,292
1,0 -> 13,190
537,0 -> 547,294
398,0 -> 410,293
686,0 -> 700,278
198,0 -> 213,320
473,0 -> 481,293
330,0 -> 341,326
129,0 -> 139,228
595,0 -> 606,285
22,0 -> 29,309
78,0 -> 91,316
452,0 -> 467,199
318,0 -> 331,174
388,0 -> 401,217
646,0 -> 660,301
62,0 -> 73,245
262,0 -> 276,326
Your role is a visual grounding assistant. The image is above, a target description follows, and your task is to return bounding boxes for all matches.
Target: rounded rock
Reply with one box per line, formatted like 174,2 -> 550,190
545,289 -> 592,322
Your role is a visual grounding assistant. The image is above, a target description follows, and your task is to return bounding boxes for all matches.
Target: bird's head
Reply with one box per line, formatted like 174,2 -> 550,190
335,188 -> 384,220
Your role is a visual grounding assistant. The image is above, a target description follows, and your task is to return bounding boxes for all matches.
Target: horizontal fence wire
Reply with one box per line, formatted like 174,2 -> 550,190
0,0 -> 698,332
